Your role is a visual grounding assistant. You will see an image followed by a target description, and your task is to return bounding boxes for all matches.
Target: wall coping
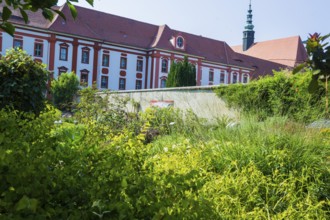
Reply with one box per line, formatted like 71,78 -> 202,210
97,85 -> 227,94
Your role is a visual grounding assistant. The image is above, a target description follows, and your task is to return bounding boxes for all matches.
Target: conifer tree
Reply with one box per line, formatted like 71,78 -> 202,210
166,56 -> 196,87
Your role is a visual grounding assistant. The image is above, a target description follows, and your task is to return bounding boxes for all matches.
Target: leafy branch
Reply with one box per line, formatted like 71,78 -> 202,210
294,32 -> 330,118
0,0 -> 94,35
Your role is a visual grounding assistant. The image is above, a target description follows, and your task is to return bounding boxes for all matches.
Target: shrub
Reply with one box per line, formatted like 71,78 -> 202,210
167,56 -> 196,87
0,49 -> 49,115
215,70 -> 325,122
51,72 -> 79,110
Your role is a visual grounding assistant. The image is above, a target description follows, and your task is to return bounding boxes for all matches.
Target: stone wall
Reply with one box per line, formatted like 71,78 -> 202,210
98,85 -> 239,122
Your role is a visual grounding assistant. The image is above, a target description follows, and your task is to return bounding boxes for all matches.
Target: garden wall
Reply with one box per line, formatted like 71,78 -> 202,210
98,85 -> 239,122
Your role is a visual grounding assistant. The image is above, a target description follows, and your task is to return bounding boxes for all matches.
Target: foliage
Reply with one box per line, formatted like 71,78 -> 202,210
166,56 -> 196,87
0,0 -> 94,35
1,77 -> 329,219
1,104 -> 329,219
215,70 -> 326,122
51,72 -> 79,110
0,48 -> 49,115
74,88 -> 134,141
294,33 -> 330,117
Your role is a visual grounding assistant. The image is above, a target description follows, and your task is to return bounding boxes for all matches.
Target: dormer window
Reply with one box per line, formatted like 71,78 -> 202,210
177,36 -> 184,48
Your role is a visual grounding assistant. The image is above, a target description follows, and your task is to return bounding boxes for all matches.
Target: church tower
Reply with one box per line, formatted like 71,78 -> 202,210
243,0 -> 255,51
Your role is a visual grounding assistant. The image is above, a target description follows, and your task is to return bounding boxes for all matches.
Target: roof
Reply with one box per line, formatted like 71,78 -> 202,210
1,3 -> 289,78
49,5 -> 159,49
0,2 -> 58,28
231,36 -> 308,67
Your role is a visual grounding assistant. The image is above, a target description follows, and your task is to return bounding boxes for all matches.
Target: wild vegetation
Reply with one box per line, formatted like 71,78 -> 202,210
216,70 -> 326,122
0,48 -> 329,218
1,82 -> 329,219
51,72 -> 80,111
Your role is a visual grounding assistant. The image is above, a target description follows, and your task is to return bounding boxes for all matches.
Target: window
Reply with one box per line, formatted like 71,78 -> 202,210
177,36 -> 184,48
232,73 -> 238,84
209,70 -> 214,82
160,78 -> 166,88
13,39 -> 23,49
135,80 -> 142,90
59,43 -> 68,61
220,73 -> 225,84
34,43 -> 43,57
58,66 -> 68,76
102,54 -> 110,67
80,69 -> 89,86
120,57 -> 127,69
161,59 -> 168,73
243,74 -> 249,83
81,47 -> 90,64
119,78 -> 126,90
136,59 -> 143,71
101,76 -> 108,89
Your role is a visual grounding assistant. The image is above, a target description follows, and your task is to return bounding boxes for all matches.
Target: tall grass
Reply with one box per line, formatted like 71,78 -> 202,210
149,113 -> 330,218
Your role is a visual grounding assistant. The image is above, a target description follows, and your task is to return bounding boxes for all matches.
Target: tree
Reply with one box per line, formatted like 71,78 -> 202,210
51,72 -> 80,110
294,33 -> 330,117
166,56 -> 196,88
0,0 -> 94,35
0,48 -> 49,115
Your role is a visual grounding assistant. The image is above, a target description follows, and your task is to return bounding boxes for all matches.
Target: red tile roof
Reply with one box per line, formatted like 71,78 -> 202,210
1,3 -> 291,78
231,36 -> 308,67
49,5 -> 159,49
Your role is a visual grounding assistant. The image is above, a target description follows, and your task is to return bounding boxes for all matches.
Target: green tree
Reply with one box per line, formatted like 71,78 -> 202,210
51,72 -> 80,110
0,0 -> 94,35
294,33 -> 330,117
0,48 -> 49,115
166,56 -> 196,88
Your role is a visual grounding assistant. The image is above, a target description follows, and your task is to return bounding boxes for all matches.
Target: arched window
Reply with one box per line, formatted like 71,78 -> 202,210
243,74 -> 249,83
232,72 -> 238,84
161,59 -> 168,73
209,69 -> 214,82
220,71 -> 226,84
80,69 -> 89,86
81,47 -> 90,64
160,78 -> 167,88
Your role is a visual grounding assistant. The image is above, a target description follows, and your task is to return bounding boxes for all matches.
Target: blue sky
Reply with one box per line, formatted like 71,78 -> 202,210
58,0 -> 330,46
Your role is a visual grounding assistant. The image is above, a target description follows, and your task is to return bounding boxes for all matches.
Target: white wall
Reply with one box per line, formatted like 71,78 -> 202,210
101,86 -> 239,123
1,32 -> 49,65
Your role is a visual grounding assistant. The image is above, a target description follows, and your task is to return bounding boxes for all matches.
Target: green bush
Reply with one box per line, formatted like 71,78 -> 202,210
1,87 -> 329,218
167,56 -> 196,87
215,70 -> 326,122
51,72 -> 79,110
0,49 -> 49,115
